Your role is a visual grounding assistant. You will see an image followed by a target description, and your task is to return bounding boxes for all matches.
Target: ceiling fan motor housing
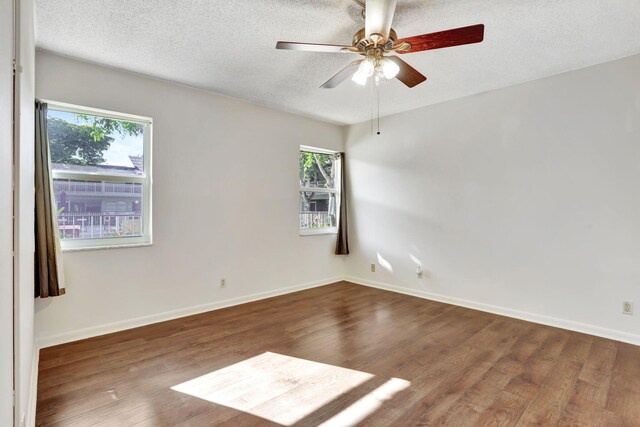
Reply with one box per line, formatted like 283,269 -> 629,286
353,28 -> 398,52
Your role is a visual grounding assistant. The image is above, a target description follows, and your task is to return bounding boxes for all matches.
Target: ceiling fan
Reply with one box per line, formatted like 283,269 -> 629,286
276,0 -> 484,89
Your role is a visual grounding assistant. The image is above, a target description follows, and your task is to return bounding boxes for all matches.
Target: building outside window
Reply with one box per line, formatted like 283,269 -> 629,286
299,146 -> 340,235
46,101 -> 152,250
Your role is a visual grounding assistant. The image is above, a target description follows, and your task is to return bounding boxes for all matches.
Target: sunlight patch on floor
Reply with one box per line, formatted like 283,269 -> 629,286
171,352 -> 409,426
319,377 -> 410,426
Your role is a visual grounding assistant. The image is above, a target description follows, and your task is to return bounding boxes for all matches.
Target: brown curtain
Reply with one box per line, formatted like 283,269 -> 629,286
335,152 -> 349,255
35,100 -> 65,297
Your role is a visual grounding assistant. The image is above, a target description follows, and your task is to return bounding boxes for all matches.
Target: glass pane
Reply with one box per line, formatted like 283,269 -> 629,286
300,191 -> 337,230
300,151 -> 337,189
53,178 -> 144,240
47,109 -> 145,177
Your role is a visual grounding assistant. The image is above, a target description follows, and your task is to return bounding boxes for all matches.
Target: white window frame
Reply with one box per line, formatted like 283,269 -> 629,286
44,100 -> 153,251
299,145 -> 340,236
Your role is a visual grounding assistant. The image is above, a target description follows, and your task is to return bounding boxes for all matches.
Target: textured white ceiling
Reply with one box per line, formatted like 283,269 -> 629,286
35,0 -> 640,124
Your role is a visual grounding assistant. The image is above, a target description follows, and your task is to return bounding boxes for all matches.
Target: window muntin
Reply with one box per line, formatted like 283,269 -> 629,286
299,148 -> 340,235
46,102 -> 152,250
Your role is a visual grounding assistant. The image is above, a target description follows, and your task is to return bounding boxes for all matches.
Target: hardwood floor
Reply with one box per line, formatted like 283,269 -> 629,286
37,282 -> 640,426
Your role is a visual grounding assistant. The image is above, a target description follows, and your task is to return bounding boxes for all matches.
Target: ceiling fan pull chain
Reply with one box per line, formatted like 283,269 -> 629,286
370,77 -> 374,135
377,83 -> 381,135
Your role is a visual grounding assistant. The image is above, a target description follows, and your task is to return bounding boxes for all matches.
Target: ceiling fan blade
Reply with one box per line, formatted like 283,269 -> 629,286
395,24 -> 485,54
276,41 -> 355,53
320,60 -> 363,89
387,56 -> 426,88
365,0 -> 398,42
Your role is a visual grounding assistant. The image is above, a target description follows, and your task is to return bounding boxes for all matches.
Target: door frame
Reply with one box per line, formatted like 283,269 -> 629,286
0,0 -> 16,424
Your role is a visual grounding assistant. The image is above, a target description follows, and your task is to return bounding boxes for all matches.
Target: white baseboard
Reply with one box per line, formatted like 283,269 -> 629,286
35,274 -> 640,350
345,276 -> 640,347
26,346 -> 39,427
36,276 -> 343,349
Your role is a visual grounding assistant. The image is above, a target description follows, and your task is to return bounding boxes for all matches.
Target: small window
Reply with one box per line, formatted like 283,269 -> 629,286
299,146 -> 341,235
46,101 -> 152,250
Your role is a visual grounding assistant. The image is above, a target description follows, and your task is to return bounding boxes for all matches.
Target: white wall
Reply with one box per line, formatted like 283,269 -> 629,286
0,0 -> 14,424
345,54 -> 640,344
33,38 -> 640,357
34,52 -> 345,346
15,0 -> 36,425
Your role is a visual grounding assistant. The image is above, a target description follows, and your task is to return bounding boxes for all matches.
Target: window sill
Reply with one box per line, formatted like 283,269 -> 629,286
61,242 -> 153,253
300,228 -> 338,236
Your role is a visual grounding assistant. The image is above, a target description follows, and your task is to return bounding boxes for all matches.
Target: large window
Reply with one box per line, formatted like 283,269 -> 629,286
46,101 -> 152,250
299,146 -> 341,235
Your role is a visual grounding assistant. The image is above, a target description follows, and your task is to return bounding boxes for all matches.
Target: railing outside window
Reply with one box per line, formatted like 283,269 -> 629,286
57,212 -> 142,240
299,212 -> 334,230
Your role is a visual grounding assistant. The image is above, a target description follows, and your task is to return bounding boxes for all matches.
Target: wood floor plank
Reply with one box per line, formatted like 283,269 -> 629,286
605,342 -> 640,425
503,328 -> 571,401
375,318 -> 525,425
430,324 -> 540,426
514,334 -> 592,426
475,390 -> 529,426
36,281 -> 640,426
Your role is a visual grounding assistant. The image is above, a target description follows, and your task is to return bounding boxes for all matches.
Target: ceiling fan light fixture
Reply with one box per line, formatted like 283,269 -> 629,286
352,54 -> 399,86
381,57 -> 400,79
360,56 -> 377,77
352,56 -> 376,85
351,70 -> 369,86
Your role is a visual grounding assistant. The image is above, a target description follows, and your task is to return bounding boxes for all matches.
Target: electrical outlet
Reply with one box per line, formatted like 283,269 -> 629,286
370,263 -> 376,273
220,278 -> 226,288
623,301 -> 633,315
